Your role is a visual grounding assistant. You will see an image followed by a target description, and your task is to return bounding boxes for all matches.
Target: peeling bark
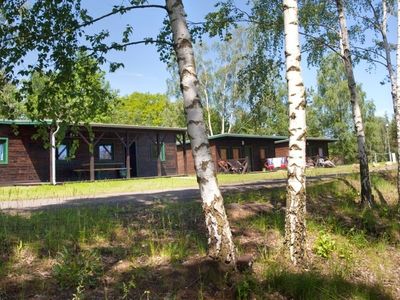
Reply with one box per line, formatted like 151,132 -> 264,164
379,0 -> 400,201
396,0 -> 400,201
166,0 -> 236,268
283,0 -> 307,266
336,0 -> 373,207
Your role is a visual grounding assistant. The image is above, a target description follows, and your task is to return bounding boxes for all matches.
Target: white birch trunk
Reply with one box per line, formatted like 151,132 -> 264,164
204,88 -> 214,136
283,0 -> 307,266
336,0 -> 373,207
397,0 -> 400,199
166,0 -> 236,267
199,61 -> 214,136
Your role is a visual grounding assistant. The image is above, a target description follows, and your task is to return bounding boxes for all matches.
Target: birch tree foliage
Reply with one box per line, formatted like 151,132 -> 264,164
311,54 -> 384,163
349,0 -> 400,201
166,27 -> 249,136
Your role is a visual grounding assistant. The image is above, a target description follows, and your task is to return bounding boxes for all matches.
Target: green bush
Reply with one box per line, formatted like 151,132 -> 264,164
314,231 -> 336,258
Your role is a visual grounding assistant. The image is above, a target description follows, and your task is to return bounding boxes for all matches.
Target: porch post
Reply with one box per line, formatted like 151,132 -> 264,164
90,143 -> 95,182
50,124 -> 60,185
126,132 -> 131,179
156,133 -> 161,176
182,132 -> 188,175
49,127 -> 54,184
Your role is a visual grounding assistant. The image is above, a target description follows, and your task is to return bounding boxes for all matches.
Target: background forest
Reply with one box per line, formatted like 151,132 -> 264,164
2,27 -> 393,164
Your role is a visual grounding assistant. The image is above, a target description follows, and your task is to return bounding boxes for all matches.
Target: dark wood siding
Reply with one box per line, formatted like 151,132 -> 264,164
0,124 -> 181,185
275,141 -> 330,158
177,137 -> 279,174
0,125 -> 49,184
275,143 -> 288,157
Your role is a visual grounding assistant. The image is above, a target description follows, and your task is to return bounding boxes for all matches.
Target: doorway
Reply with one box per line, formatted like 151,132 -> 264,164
244,146 -> 253,171
129,142 -> 137,177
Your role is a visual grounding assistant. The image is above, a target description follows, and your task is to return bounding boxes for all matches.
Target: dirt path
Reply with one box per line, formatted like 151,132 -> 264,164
0,175 -> 341,212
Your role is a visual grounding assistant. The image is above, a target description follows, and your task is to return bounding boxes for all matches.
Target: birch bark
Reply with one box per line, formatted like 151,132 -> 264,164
199,61 -> 214,136
283,0 -> 307,266
166,0 -> 236,267
336,0 -> 373,207
379,0 -> 400,199
397,0 -> 400,199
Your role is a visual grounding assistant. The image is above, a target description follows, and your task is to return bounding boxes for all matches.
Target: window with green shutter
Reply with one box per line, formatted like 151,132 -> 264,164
160,143 -> 166,161
0,138 -> 8,164
151,142 -> 166,162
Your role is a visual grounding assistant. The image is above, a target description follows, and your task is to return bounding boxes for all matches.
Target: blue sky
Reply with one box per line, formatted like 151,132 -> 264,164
84,0 -> 396,118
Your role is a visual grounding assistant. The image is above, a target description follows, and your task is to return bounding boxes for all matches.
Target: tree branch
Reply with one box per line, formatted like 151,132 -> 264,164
78,4 -> 167,30
84,38 -> 174,53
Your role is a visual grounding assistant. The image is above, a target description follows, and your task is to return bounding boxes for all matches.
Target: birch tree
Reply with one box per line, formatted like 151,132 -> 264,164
336,0 -> 374,207
351,0 -> 400,201
397,1 -> 400,196
283,0 -> 307,265
2,0 -> 238,267
166,0 -> 236,268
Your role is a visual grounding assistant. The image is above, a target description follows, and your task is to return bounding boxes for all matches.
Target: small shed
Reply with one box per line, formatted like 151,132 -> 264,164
274,137 -> 338,158
0,120 -> 186,185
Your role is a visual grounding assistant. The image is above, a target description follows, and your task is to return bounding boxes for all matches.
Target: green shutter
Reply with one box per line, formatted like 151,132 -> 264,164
160,143 -> 166,162
0,138 -> 9,164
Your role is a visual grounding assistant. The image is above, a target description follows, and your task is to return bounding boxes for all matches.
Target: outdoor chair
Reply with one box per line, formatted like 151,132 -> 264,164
218,159 -> 231,173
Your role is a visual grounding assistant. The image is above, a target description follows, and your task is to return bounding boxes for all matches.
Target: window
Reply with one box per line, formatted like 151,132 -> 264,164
0,138 -> 8,164
219,148 -> 228,160
57,144 -> 68,160
259,148 -> 266,160
151,143 -> 166,161
98,144 -> 114,160
232,147 -> 241,160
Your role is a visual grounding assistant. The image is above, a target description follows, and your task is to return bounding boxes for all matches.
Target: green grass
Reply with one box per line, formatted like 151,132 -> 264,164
0,164 -> 376,201
0,168 -> 398,299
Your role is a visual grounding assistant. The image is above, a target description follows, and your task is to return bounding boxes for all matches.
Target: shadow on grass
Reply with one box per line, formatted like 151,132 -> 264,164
90,258 -> 393,300
0,174 -> 398,299
262,268 -> 393,300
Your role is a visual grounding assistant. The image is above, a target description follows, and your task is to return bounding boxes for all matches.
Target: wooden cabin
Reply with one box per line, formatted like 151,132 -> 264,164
274,137 -> 337,158
177,133 -> 287,174
177,133 -> 337,174
0,120 -> 186,185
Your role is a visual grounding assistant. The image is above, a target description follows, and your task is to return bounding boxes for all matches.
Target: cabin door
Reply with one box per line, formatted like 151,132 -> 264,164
244,146 -> 253,171
129,142 -> 137,177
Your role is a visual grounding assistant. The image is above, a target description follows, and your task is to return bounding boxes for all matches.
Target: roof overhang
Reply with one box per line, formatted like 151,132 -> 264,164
274,137 -> 339,144
0,119 -> 186,133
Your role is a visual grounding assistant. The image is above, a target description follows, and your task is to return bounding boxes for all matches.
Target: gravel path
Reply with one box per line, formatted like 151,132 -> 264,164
0,175 -> 339,211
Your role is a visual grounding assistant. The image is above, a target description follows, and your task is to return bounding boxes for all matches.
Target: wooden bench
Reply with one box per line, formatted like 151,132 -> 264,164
73,165 -> 127,179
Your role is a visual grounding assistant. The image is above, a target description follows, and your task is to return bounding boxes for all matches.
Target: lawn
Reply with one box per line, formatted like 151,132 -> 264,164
0,164 -> 388,201
0,170 -> 398,299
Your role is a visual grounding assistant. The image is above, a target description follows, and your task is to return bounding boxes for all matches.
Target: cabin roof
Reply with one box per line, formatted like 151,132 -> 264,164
274,137 -> 339,144
0,120 -> 186,132
208,133 -> 287,140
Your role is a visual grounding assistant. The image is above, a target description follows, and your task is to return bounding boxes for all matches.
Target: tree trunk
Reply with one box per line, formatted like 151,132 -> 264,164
166,0 -> 236,268
199,62 -> 214,136
336,0 -> 373,207
397,0 -> 400,200
283,0 -> 307,266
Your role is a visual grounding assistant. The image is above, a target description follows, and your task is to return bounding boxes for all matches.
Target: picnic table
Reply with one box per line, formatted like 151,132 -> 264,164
74,162 -> 127,179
